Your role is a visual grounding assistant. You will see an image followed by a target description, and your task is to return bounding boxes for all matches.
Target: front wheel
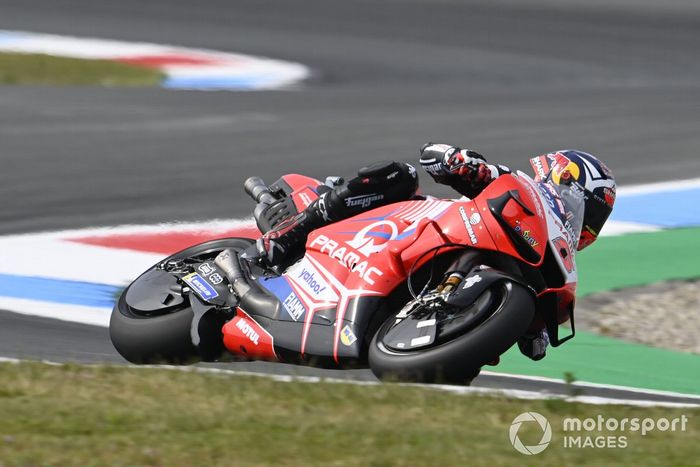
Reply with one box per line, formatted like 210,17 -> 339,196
368,281 -> 535,384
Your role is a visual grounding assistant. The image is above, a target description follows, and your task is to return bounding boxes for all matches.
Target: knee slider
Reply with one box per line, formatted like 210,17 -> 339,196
357,160 -> 417,189
382,162 -> 418,201
358,160 -> 401,178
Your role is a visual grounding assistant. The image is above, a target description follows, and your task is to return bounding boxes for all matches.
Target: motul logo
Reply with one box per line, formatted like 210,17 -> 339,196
236,319 -> 260,345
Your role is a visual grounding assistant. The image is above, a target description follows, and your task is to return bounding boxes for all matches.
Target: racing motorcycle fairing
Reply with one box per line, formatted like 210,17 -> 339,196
220,172 -> 575,366
222,308 -> 278,361
275,173 -> 322,213
536,283 -> 576,347
113,169 -> 585,372
473,173 -> 548,266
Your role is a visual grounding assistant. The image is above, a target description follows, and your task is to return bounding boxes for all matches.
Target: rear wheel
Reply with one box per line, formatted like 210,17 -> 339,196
368,280 -> 534,384
109,238 -> 254,364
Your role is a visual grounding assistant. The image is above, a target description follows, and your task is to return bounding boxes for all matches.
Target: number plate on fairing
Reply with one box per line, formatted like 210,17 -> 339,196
180,262 -> 231,305
182,273 -> 219,300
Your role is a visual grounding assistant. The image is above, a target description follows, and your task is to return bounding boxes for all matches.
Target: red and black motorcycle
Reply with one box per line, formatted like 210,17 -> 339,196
110,170 -> 578,383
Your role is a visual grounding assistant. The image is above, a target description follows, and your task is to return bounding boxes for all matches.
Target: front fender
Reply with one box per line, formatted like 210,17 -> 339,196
381,268 -> 535,352
444,268 -> 535,309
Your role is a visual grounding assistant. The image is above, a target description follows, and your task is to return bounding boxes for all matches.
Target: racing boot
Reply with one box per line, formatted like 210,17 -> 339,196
517,329 -> 549,361
255,193 -> 332,270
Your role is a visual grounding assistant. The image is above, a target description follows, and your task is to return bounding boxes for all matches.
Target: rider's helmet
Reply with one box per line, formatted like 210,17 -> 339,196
529,150 -> 616,250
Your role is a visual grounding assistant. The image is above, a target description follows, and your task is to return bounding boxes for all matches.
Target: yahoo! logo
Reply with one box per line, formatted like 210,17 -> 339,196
298,268 -> 327,295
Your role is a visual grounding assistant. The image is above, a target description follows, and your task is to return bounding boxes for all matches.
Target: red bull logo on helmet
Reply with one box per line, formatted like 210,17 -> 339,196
546,152 -> 581,185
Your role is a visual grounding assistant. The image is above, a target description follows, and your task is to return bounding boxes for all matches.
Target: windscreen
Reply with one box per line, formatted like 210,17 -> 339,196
538,176 -> 585,250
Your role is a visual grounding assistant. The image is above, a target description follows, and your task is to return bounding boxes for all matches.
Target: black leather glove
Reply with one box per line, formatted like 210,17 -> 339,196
419,142 -> 487,184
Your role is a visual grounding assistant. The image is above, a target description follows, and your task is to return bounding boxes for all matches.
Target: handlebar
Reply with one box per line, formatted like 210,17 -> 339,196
244,177 -> 277,205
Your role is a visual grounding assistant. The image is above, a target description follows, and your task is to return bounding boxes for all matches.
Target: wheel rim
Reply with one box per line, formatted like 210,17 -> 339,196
378,283 -> 509,354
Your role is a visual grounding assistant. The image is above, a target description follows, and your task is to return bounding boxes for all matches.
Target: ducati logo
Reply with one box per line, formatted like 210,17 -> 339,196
462,275 -> 482,289
309,220 -> 401,285
346,220 -> 399,256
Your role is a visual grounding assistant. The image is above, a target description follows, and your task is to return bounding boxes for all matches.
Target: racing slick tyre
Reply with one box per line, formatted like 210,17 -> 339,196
110,238 -> 254,364
369,280 -> 535,385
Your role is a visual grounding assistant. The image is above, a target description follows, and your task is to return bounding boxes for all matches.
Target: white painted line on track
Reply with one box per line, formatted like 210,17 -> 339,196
0,357 -> 697,407
189,367 -> 700,408
0,297 -> 112,327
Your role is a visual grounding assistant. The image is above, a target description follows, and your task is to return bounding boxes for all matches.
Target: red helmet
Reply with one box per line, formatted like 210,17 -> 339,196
530,150 -> 616,250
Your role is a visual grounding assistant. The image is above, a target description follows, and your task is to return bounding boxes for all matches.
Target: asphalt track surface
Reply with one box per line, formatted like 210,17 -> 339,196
2,0 -> 700,403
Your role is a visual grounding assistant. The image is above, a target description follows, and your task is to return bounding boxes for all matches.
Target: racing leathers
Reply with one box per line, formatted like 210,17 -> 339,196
256,160 -> 419,269
255,143 -> 548,361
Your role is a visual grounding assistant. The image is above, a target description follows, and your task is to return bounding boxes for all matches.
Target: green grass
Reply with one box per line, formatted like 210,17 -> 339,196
495,330 -> 700,395
0,52 -> 164,87
577,227 -> 700,296
0,363 -> 697,466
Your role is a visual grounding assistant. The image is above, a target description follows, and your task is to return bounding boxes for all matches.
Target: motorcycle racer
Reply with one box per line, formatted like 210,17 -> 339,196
254,143 -> 616,361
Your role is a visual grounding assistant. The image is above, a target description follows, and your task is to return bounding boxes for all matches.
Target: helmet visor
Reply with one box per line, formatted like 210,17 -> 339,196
583,191 -> 613,236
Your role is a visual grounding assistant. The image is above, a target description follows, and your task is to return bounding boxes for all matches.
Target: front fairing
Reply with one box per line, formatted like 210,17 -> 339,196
518,172 -> 579,286
468,173 -> 549,266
